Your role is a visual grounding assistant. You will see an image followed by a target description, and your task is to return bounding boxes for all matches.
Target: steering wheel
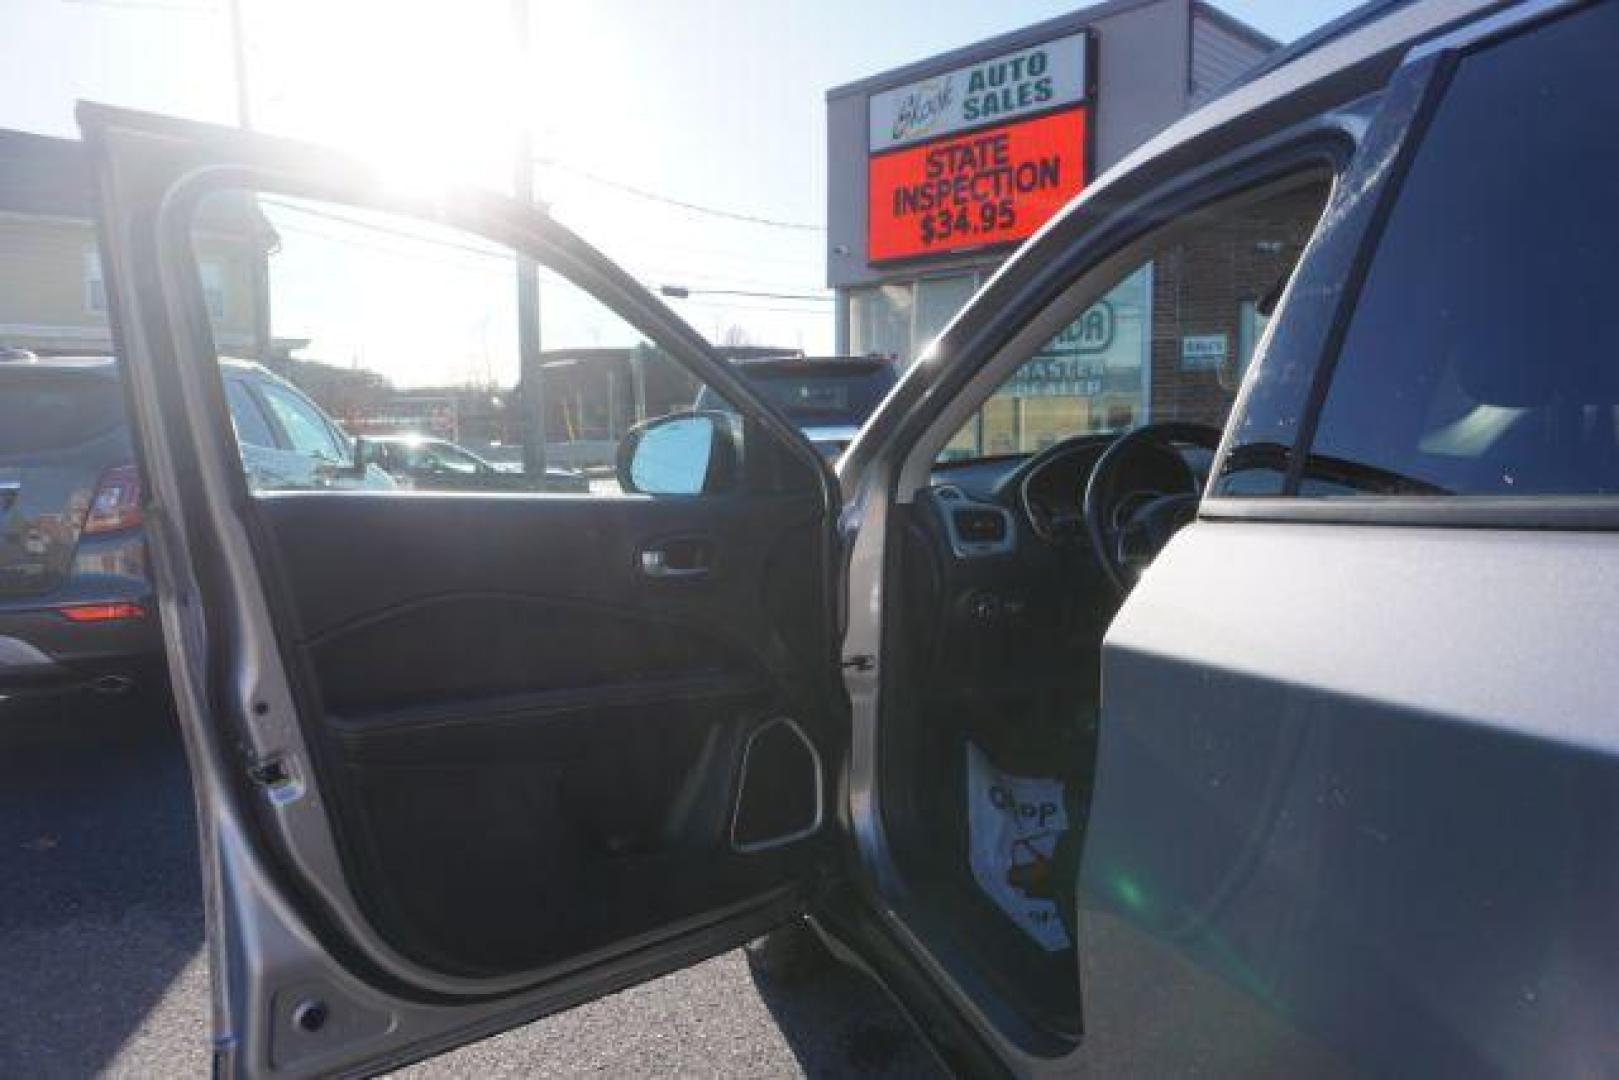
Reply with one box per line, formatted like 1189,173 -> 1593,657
1083,422 -> 1223,593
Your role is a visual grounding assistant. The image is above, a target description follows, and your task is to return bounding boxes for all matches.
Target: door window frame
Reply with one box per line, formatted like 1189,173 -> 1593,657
1202,0 -> 1619,530
96,116 -> 840,1007
833,116 -> 1356,1065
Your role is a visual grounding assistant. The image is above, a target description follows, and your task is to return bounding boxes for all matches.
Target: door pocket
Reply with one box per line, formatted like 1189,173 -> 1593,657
729,717 -> 824,853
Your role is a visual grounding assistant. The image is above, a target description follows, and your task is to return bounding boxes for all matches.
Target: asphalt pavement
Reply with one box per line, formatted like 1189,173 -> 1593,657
0,692 -> 942,1078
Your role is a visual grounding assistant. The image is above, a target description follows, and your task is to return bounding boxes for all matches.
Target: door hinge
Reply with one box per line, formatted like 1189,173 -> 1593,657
841,654 -> 875,672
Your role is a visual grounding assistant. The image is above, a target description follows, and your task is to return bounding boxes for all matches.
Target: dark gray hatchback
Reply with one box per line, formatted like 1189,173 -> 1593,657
0,355 -> 389,699
0,357 -> 156,697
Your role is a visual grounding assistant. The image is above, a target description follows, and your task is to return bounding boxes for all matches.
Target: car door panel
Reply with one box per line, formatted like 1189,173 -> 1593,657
84,102 -> 843,1074
1096,523 -> 1619,1076
249,489 -> 827,977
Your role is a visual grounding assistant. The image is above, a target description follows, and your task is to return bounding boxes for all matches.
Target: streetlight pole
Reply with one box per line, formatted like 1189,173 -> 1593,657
225,0 -> 274,370
512,0 -> 547,480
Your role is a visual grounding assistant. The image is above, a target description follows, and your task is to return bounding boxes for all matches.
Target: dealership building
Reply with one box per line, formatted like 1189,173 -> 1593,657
825,0 -> 1276,376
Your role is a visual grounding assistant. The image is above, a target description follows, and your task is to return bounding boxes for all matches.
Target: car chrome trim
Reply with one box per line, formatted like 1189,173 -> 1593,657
0,636 -> 54,668
729,716 -> 827,854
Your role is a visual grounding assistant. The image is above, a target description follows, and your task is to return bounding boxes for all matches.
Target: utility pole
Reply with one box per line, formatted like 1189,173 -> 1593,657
226,0 -> 274,370
512,0 -> 547,481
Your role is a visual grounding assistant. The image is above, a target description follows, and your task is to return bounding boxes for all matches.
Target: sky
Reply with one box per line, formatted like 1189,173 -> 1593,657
1,0 -> 1362,374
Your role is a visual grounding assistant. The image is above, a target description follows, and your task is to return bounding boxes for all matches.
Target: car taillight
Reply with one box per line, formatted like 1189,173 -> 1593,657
83,463 -> 143,535
58,602 -> 146,623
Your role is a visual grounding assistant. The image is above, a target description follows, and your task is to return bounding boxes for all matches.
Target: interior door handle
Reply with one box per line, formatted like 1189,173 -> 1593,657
639,541 -> 712,580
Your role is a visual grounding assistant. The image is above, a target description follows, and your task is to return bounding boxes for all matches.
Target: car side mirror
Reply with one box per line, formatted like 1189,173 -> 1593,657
617,411 -> 738,495
316,437 -> 372,484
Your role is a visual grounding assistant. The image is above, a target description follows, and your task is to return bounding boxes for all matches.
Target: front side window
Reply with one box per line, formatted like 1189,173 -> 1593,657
191,192 -> 744,495
1303,4 -> 1619,498
942,177 -> 1330,462
257,381 -> 346,462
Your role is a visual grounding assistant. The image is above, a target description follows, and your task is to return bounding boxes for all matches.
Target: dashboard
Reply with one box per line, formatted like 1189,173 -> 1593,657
926,433 -> 1213,558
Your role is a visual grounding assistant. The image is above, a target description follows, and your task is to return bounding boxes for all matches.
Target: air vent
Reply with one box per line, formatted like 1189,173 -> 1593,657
952,508 -> 1008,543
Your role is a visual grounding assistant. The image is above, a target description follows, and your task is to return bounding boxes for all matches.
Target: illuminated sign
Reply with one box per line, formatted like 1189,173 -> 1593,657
867,107 -> 1088,263
868,31 -> 1089,152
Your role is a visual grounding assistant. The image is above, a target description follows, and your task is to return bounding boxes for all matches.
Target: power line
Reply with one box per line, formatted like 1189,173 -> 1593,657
540,160 -> 824,233
673,299 -> 834,316
661,286 -> 830,303
263,197 -> 835,296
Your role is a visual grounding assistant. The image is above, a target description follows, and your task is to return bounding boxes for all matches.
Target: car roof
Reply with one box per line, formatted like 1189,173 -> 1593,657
0,354 -> 119,373
0,354 -> 273,377
367,435 -> 448,446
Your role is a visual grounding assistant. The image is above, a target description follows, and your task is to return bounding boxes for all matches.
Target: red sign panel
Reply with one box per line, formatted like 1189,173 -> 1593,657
867,107 -> 1089,264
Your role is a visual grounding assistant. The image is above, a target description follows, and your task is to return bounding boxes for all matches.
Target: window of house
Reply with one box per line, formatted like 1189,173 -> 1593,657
84,250 -> 107,314
199,259 -> 226,321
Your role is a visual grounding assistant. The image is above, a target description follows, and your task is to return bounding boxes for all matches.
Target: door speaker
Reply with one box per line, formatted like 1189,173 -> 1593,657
730,717 -> 823,852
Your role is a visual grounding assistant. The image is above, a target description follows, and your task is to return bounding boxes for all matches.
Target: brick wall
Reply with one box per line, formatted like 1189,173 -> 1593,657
1148,183 -> 1327,426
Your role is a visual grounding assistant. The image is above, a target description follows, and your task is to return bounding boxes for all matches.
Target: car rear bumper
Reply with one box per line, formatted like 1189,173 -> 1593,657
0,601 -> 163,697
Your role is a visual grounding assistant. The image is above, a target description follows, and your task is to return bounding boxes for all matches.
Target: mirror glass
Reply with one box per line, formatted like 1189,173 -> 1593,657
629,414 -> 716,495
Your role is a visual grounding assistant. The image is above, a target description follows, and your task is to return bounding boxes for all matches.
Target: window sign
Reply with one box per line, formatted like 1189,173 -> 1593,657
1180,334 -> 1229,371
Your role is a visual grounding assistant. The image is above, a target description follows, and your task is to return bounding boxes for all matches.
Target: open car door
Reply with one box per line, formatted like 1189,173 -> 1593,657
81,104 -> 849,1077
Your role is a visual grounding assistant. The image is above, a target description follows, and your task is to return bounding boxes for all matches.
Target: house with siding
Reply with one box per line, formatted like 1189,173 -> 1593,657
0,128 -> 268,357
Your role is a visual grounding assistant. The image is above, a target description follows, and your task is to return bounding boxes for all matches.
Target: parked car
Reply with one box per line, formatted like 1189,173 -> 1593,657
361,434 -> 590,493
0,355 -> 388,700
694,355 -> 898,460
80,1 -> 1619,1074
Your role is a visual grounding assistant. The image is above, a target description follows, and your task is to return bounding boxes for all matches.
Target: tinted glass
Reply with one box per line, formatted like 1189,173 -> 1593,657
725,365 -> 895,427
258,381 -> 346,461
0,370 -> 124,455
1306,5 -> 1619,497
224,379 -> 276,448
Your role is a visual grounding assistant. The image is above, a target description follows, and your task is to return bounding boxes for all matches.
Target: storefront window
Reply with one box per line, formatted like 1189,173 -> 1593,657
848,273 -> 980,367
913,274 -> 979,360
849,284 -> 913,361
942,265 -> 1152,460
939,176 -> 1330,464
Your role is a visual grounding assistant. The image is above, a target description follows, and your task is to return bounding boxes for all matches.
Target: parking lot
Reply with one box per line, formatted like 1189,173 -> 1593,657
0,693 -> 941,1078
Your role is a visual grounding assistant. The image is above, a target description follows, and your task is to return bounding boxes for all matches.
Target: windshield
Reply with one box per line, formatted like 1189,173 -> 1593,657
940,177 -> 1330,463
698,363 -> 896,428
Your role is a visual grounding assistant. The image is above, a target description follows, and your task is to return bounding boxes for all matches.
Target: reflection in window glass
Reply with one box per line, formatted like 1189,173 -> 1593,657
1303,4 -> 1619,498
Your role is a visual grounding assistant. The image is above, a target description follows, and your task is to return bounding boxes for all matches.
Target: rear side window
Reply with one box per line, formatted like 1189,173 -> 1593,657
0,372 -> 125,456
1305,4 -> 1619,497
224,379 -> 277,449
